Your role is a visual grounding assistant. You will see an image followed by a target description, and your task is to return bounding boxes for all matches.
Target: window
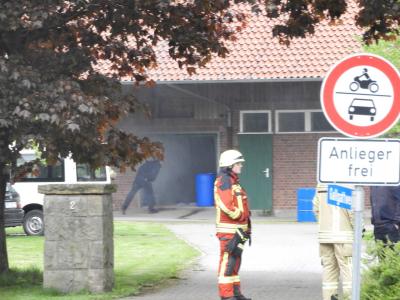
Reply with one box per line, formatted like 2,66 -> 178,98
240,111 -> 271,133
17,153 -> 65,182
278,112 -> 305,132
311,111 -> 335,132
276,110 -> 335,133
76,164 -> 107,182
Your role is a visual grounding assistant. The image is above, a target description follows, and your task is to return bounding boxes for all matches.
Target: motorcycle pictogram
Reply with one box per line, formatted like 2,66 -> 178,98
349,68 -> 379,93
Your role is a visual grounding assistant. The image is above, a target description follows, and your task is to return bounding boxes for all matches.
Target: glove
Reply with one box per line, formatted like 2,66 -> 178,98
232,242 -> 245,257
236,228 -> 250,243
225,233 -> 240,254
225,228 -> 250,256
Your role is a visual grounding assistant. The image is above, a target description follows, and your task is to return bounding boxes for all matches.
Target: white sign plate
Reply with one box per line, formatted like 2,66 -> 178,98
318,138 -> 400,185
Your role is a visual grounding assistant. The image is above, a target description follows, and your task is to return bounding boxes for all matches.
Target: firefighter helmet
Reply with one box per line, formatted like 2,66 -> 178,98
219,149 -> 245,167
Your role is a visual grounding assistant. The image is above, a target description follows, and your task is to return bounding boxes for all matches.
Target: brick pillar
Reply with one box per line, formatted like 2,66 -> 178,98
39,184 -> 116,293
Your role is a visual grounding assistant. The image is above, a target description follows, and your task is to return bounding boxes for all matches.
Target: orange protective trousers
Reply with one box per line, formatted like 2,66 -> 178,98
217,234 -> 242,298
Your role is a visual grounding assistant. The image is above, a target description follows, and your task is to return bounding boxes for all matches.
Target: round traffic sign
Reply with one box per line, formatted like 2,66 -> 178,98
321,53 -> 400,138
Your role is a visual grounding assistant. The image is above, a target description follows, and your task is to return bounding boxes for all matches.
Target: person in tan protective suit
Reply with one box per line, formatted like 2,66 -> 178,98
313,184 -> 354,300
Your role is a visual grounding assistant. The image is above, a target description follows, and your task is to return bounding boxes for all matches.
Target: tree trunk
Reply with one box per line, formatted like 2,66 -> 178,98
0,163 -> 9,273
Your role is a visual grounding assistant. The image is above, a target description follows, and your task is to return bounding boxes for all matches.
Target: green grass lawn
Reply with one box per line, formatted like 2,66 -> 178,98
0,221 -> 199,300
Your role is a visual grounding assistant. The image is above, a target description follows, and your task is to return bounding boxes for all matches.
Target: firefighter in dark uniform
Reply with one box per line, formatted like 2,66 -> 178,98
370,185 -> 400,245
121,159 -> 161,214
214,149 -> 251,300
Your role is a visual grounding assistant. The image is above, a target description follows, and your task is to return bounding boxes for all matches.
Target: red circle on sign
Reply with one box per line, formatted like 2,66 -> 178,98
321,53 -> 400,138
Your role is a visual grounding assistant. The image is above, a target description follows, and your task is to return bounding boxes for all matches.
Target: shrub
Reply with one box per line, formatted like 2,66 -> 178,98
361,241 -> 400,300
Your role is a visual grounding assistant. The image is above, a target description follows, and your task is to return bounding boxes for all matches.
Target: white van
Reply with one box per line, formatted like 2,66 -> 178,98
13,149 -> 112,236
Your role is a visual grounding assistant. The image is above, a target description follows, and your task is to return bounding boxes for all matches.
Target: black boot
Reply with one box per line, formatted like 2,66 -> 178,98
236,295 -> 251,300
221,297 -> 237,300
331,295 -> 339,300
233,285 -> 251,300
148,207 -> 159,214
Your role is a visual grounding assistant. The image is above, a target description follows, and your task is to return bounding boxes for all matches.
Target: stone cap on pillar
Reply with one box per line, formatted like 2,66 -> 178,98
38,184 -> 117,195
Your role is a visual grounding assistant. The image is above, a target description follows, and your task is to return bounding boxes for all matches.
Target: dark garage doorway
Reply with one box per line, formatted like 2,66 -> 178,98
151,134 -> 217,205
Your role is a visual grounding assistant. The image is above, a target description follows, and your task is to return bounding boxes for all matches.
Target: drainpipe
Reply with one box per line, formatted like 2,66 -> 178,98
226,109 -> 233,148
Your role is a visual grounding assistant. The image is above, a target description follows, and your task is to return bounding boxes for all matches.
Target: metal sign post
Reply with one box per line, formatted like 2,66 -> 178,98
352,186 -> 364,300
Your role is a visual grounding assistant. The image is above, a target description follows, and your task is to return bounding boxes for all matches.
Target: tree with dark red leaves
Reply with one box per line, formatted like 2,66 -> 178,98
0,0 -> 396,273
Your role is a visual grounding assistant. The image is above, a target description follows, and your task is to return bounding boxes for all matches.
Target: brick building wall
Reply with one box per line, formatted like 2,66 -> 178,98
112,170 -> 136,211
273,133 -> 323,209
272,133 -> 370,211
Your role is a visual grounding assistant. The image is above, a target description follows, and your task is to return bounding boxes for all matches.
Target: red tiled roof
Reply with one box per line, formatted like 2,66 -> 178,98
103,3 -> 362,82
147,2 -> 362,81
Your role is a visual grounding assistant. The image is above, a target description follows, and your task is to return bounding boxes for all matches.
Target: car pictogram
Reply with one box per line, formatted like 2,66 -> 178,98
348,98 -> 376,121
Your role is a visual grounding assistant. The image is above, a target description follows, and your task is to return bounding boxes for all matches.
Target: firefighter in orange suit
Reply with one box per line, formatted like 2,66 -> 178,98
313,184 -> 354,300
214,149 -> 251,300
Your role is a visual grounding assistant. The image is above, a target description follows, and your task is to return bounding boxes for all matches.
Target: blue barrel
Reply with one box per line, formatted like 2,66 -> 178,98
195,173 -> 216,207
297,188 -> 317,222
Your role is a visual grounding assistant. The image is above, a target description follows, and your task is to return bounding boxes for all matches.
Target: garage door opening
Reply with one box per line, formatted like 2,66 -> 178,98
151,134 -> 217,205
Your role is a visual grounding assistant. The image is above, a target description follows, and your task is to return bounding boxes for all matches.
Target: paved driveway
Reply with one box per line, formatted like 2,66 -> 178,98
126,222 -> 322,300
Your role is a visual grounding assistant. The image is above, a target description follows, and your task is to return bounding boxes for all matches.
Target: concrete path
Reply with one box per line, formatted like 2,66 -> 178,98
124,222 -> 323,300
